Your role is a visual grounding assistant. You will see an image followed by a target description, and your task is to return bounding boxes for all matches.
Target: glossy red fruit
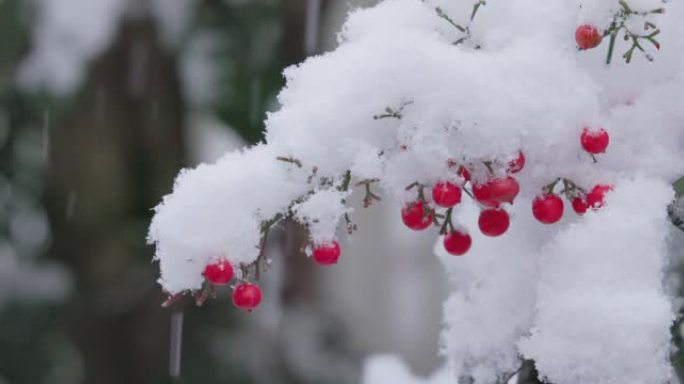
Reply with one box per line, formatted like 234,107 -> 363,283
401,200 -> 433,231
432,181 -> 463,208
572,197 -> 588,215
586,184 -> 613,209
489,176 -> 520,204
581,127 -> 610,154
312,240 -> 341,265
478,208 -> 510,237
232,283 -> 262,312
202,258 -> 234,285
443,230 -> 472,256
458,166 -> 471,182
472,182 -> 500,208
575,24 -> 602,50
532,194 -> 564,224
507,151 -> 526,174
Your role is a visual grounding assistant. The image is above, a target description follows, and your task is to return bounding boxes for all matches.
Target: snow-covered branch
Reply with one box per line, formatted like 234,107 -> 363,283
149,0 -> 684,382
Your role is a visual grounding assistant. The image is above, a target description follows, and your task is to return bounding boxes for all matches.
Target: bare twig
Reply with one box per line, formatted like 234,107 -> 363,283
373,101 -> 413,120
276,156 -> 303,168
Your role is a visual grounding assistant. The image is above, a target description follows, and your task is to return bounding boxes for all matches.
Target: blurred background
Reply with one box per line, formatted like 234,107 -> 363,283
0,1 -> 449,383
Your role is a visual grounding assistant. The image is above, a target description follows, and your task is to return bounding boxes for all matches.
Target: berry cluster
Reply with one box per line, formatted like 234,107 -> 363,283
162,241 -> 343,312
532,180 -> 613,224
197,258 -> 261,312
400,127 -> 614,257
532,128 -> 612,224
161,128 -> 613,309
401,152 -> 525,257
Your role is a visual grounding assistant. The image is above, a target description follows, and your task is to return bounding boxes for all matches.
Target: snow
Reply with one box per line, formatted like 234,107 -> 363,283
149,144 -> 310,293
149,0 -> 684,382
293,188 -> 351,245
437,198 -> 541,383
518,177 -> 675,384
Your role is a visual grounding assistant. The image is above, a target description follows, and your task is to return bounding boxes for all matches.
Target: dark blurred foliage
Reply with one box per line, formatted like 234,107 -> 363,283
0,0 -> 70,382
193,0 -> 286,143
0,0 -> 323,383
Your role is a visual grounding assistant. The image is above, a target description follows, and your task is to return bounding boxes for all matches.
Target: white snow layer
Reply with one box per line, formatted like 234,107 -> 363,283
518,178 -> 675,384
437,197 -> 541,383
149,0 -> 684,383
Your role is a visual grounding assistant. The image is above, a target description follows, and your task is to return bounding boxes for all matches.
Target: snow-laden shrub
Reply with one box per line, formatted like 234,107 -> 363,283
149,1 -> 684,382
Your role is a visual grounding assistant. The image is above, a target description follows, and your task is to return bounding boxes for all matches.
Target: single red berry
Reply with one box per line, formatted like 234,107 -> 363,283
432,181 -> 463,208
586,184 -> 613,209
489,176 -> 520,204
532,194 -> 564,224
507,151 -> 526,174
472,182 -> 500,208
202,258 -> 234,285
312,240 -> 341,265
581,127 -> 610,154
401,200 -> 433,231
575,23 -> 602,50
232,283 -> 262,312
443,229 -> 472,256
572,197 -> 588,215
478,208 -> 510,237
458,166 -> 471,182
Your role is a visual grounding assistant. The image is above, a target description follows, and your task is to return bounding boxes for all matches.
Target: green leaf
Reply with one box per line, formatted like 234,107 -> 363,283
674,176 -> 684,198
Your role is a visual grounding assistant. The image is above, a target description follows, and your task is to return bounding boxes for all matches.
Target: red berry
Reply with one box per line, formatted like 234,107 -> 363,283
232,283 -> 262,312
458,166 -> 471,182
489,176 -> 520,204
432,181 -> 463,208
202,258 -> 234,285
443,229 -> 472,256
532,194 -> 564,224
586,184 -> 613,209
401,200 -> 433,231
581,127 -> 610,154
312,240 -> 341,265
478,208 -> 510,237
575,23 -> 602,50
507,151 -> 526,174
572,197 -> 588,215
472,182 -> 500,208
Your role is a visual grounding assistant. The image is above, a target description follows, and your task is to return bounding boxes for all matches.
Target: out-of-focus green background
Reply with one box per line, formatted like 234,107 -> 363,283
0,1 -> 449,384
